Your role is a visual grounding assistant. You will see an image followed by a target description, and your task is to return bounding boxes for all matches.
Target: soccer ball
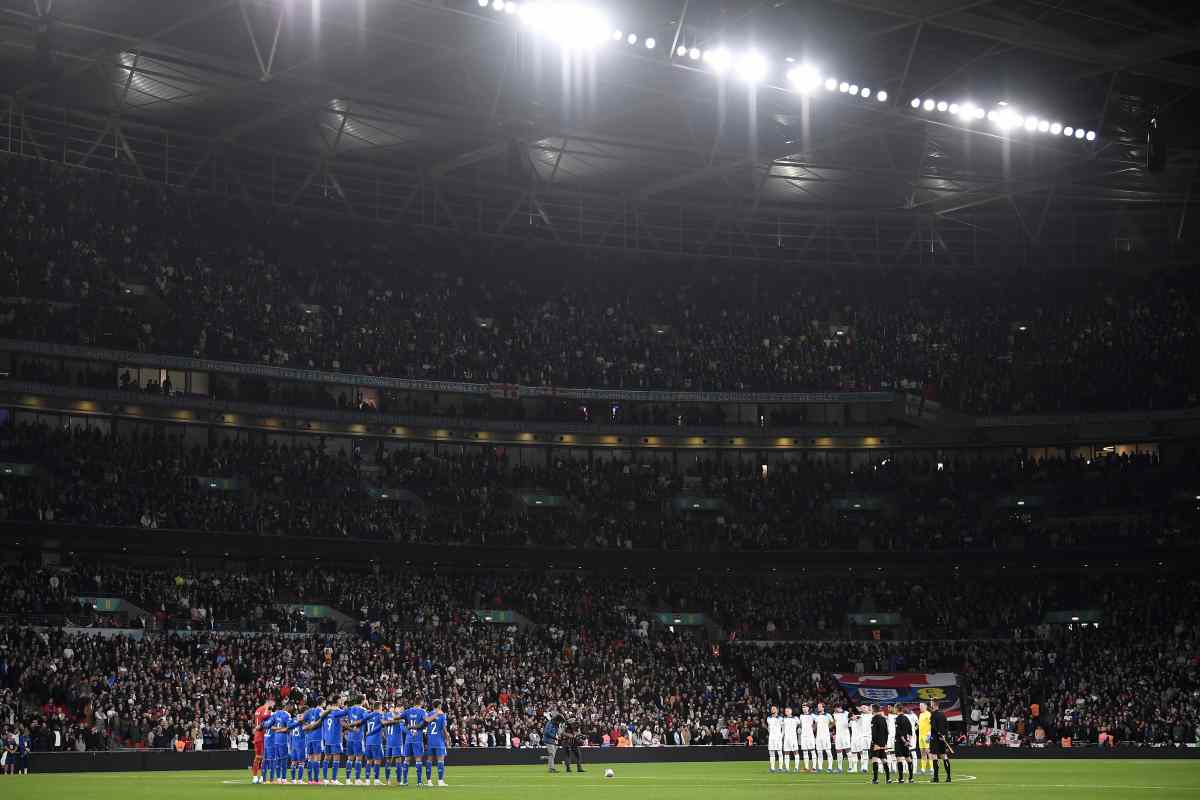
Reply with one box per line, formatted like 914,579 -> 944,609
604,769 -> 615,778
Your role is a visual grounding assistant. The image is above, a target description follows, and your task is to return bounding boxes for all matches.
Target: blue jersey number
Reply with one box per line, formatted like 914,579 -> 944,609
428,721 -> 438,736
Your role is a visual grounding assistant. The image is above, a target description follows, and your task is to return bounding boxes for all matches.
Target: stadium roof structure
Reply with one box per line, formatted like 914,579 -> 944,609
0,0 -> 1198,265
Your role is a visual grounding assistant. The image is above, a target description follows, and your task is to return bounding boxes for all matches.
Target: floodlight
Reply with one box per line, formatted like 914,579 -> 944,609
612,29 -> 622,40
911,97 -> 920,108
1037,120 -> 1049,132
839,81 -> 850,93
1074,128 -> 1085,139
707,47 -> 732,74
957,103 -> 975,120
1024,116 -> 1038,131
1085,130 -> 1096,141
627,33 -> 637,45
677,45 -> 687,56
986,110 -> 998,122
478,0 -> 489,7
825,78 -> 838,91
948,103 -> 959,115
689,47 -> 700,60
787,65 -> 821,93
848,84 -> 859,95
735,51 -> 768,84
923,99 -> 935,111
973,107 -> 985,119
876,90 -> 887,102
504,1 -> 517,13
936,100 -> 948,112
1049,122 -> 1062,134
645,37 -> 656,49
492,0 -> 504,9
860,87 -> 870,98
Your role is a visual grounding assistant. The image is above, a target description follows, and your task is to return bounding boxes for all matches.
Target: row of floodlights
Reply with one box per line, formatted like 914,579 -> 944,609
479,1 -> 1096,140
910,97 -> 1096,140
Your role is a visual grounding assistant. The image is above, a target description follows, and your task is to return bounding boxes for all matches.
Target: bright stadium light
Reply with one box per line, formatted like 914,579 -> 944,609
645,37 -> 656,49
936,100 -> 948,112
505,1 -> 518,13
677,45 -> 687,56
689,47 -> 700,60
839,81 -> 850,93
706,47 -> 732,74
923,98 -> 935,111
825,78 -> 838,91
627,33 -> 637,45
1038,119 -> 1049,132
1024,116 -> 1038,131
911,97 -> 921,108
948,103 -> 959,115
974,106 -> 985,119
1074,127 -> 1085,139
492,0 -> 504,9
1049,122 -> 1062,135
957,102 -> 975,120
612,29 -> 622,40
876,90 -> 888,102
848,83 -> 859,95
987,110 -> 998,122
1085,130 -> 1096,141
735,51 -> 768,83
478,0 -> 489,7
860,87 -> 871,98
787,64 -> 822,93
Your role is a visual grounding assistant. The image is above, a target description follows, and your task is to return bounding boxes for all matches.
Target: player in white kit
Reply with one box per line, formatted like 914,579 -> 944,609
798,704 -> 816,772
855,705 -> 872,772
781,707 -> 800,772
884,706 -> 898,774
903,707 -> 919,778
766,706 -> 784,773
832,704 -> 851,773
813,702 -> 834,773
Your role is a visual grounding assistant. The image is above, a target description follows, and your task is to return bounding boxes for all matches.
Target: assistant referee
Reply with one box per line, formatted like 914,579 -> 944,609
929,701 -> 952,783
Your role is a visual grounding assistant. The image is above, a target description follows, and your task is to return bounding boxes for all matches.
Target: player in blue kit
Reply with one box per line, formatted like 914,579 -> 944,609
263,701 -> 294,785
287,703 -> 307,784
383,704 -> 405,785
301,697 -> 327,785
343,696 -> 370,785
320,697 -> 349,784
399,698 -> 428,786
361,699 -> 386,785
423,699 -> 449,787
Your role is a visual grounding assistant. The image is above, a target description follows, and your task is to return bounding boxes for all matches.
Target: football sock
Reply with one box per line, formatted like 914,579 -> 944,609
933,762 -> 939,780
945,761 -> 952,780
872,763 -> 879,781
437,763 -> 445,782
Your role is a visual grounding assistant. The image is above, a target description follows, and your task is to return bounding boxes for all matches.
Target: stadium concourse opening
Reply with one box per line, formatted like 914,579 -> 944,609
0,0 -> 1199,796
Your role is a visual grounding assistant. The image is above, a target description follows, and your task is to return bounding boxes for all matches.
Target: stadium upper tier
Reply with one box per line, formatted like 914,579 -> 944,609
1,156 -> 1197,417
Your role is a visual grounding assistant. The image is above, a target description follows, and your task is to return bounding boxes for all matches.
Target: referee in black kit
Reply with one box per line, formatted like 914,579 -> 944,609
929,700 -> 952,783
893,704 -> 914,784
869,705 -> 891,784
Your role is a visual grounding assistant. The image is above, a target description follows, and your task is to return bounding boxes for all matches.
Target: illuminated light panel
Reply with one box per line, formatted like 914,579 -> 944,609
936,100 -> 948,112
735,51 -> 768,83
825,77 -> 838,90
645,37 -> 656,49
910,97 -> 920,108
1024,116 -> 1038,131
477,0 -> 489,7
706,47 -> 732,74
676,45 -> 687,56
1085,130 -> 1096,141
848,83 -> 859,94
860,86 -> 871,98
626,33 -> 637,44
689,47 -> 700,60
839,81 -> 850,92
876,90 -> 887,102
923,99 -> 935,111
1049,122 -> 1062,134
612,29 -> 622,40
1064,126 -> 1074,136
1074,127 -> 1085,139
491,0 -> 503,8
787,64 -> 822,93
504,1 -> 517,13
948,103 -> 959,115
1038,119 -> 1049,132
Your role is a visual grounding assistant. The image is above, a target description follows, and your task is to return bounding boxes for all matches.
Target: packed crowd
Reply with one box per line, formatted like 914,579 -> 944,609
2,419 -> 1193,554
1,157 -> 1198,415
1,566 -> 1195,753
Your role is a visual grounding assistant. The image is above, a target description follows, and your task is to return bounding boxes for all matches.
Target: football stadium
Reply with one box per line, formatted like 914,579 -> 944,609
0,0 -> 1198,798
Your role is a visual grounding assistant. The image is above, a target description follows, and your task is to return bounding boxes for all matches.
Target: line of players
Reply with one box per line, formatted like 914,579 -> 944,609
253,693 -> 450,787
765,701 -> 942,778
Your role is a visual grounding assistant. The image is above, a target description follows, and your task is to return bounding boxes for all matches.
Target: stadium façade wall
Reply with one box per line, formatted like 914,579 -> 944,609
28,746 -> 1200,773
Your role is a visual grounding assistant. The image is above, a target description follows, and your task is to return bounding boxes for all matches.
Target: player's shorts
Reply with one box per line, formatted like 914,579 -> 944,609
799,737 -> 816,751
835,734 -> 850,750
306,739 -> 323,756
930,738 -> 948,756
345,738 -> 364,757
894,742 -> 911,758
364,742 -> 383,760
385,744 -> 401,758
403,740 -> 425,758
816,737 -> 832,751
323,741 -> 343,756
290,742 -> 305,760
767,738 -> 783,751
426,742 -> 446,758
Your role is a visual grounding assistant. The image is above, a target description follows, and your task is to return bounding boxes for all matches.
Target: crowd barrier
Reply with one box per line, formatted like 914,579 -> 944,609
27,744 -> 1200,773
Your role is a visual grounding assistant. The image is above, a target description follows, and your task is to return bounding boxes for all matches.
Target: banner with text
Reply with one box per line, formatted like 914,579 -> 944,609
831,672 -> 962,721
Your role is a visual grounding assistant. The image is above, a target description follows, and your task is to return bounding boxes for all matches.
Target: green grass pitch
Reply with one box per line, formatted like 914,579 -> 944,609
4,760 -> 1199,799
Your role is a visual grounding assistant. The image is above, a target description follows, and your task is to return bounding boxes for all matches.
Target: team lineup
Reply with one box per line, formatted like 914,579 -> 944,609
253,694 -> 450,787
765,701 -> 953,784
